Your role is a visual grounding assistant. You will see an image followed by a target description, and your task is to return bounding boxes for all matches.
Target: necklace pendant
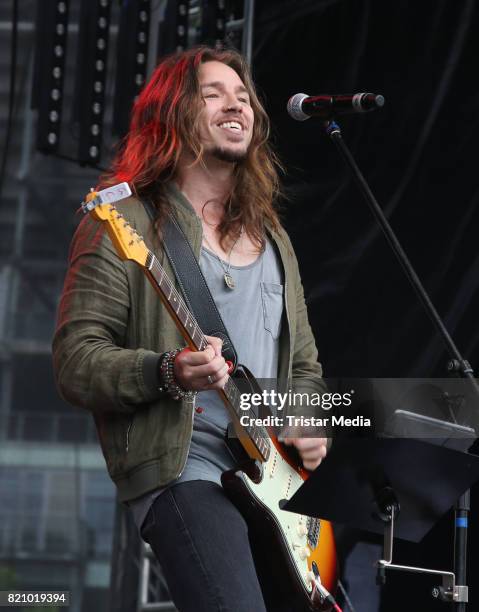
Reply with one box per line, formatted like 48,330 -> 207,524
224,272 -> 235,290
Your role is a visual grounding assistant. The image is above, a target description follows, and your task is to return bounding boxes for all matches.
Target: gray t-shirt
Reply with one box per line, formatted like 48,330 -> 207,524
128,238 -> 283,530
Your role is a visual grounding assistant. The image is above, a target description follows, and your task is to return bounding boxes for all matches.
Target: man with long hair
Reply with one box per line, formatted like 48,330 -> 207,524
53,46 -> 329,611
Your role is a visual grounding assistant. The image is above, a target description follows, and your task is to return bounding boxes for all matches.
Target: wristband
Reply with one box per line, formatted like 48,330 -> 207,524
157,352 -> 169,393
158,348 -> 197,401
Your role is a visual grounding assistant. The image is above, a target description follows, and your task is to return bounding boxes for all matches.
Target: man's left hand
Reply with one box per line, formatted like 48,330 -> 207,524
282,436 -> 328,471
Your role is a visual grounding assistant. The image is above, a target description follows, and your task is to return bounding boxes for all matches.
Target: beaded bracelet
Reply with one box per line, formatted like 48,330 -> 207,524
158,348 -> 196,401
157,351 -> 170,393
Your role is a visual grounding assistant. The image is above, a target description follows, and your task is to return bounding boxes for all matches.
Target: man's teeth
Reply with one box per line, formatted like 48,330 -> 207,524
218,121 -> 242,131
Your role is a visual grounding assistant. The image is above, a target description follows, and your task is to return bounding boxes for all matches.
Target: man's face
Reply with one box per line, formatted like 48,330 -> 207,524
197,60 -> 254,163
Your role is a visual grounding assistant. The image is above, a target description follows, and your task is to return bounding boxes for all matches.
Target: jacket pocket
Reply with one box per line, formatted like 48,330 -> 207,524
261,282 -> 284,340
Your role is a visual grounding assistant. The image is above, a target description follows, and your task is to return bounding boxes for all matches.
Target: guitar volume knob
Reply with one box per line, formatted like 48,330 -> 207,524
299,546 -> 311,560
306,570 -> 315,585
297,523 -> 307,536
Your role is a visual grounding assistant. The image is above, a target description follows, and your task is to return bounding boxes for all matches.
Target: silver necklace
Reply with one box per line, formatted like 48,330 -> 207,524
202,227 -> 243,290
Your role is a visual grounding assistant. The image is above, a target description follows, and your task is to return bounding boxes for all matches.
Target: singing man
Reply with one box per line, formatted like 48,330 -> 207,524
53,46 -> 329,611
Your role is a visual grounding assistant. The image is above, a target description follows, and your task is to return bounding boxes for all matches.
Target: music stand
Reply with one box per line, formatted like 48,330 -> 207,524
282,438 -> 479,606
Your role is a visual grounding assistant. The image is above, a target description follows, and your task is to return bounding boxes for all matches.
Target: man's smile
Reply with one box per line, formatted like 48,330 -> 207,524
217,120 -> 243,132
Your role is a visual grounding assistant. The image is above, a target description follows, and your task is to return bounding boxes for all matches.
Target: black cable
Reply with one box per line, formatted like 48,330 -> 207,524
338,579 -> 357,612
0,0 -> 19,207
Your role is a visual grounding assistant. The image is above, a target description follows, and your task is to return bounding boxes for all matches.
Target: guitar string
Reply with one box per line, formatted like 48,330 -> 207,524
113,209 -> 271,453
112,211 -> 269,455
149,254 -> 271,455
150,255 -> 270,456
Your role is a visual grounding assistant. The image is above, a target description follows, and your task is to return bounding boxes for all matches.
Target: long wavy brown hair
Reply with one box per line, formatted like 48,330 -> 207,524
101,46 -> 283,249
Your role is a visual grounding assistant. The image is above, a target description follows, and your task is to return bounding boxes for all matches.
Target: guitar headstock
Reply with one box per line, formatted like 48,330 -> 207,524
83,187 -> 149,267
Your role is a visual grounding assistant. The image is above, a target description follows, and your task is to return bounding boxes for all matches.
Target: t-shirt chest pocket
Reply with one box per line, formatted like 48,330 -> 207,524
260,282 -> 284,340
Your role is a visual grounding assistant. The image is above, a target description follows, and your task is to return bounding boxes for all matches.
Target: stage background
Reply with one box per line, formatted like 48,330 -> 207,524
255,1 -> 479,610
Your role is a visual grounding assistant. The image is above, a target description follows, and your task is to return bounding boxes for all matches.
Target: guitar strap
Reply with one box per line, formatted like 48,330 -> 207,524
142,199 -> 238,372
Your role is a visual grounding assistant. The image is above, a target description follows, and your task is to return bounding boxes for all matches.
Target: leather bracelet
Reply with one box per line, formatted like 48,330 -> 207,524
158,348 -> 197,401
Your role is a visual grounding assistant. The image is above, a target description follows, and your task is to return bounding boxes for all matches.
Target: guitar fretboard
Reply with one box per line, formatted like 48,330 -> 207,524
146,250 -> 271,462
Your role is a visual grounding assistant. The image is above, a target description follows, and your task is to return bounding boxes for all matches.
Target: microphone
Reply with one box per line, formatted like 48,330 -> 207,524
287,92 -> 385,121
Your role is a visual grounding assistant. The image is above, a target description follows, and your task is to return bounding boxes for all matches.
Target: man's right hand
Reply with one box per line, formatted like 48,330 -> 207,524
173,335 -> 229,391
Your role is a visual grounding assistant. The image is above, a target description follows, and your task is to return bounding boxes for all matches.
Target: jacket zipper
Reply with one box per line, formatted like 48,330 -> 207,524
125,396 -> 194,467
125,417 -> 134,452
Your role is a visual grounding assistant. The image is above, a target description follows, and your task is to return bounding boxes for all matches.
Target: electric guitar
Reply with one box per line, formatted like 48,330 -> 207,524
82,183 -> 338,611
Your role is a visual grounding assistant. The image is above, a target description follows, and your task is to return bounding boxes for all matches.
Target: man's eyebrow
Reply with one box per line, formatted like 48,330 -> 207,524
201,81 -> 249,95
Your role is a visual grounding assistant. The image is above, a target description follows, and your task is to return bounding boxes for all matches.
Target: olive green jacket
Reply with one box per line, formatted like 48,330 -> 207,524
52,184 -> 326,501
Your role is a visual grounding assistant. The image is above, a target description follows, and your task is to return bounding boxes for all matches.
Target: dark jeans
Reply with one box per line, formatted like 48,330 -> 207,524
141,480 -> 269,612
335,525 -> 382,611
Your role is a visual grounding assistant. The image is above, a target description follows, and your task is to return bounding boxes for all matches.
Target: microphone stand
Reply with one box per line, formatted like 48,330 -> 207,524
323,119 -> 479,611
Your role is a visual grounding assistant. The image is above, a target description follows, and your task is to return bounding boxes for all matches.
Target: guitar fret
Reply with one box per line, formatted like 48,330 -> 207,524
197,330 -> 207,351
146,252 -> 154,270
178,301 -> 188,321
88,203 -> 272,462
186,315 -> 196,335
225,381 -> 271,458
226,383 -> 234,403
140,259 -> 271,461
153,264 -> 201,349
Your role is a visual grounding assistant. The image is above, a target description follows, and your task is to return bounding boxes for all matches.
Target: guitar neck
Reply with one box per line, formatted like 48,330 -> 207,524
146,250 -> 208,352
145,250 -> 270,462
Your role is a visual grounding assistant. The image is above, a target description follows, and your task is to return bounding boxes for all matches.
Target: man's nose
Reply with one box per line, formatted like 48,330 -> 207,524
223,93 -> 241,112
